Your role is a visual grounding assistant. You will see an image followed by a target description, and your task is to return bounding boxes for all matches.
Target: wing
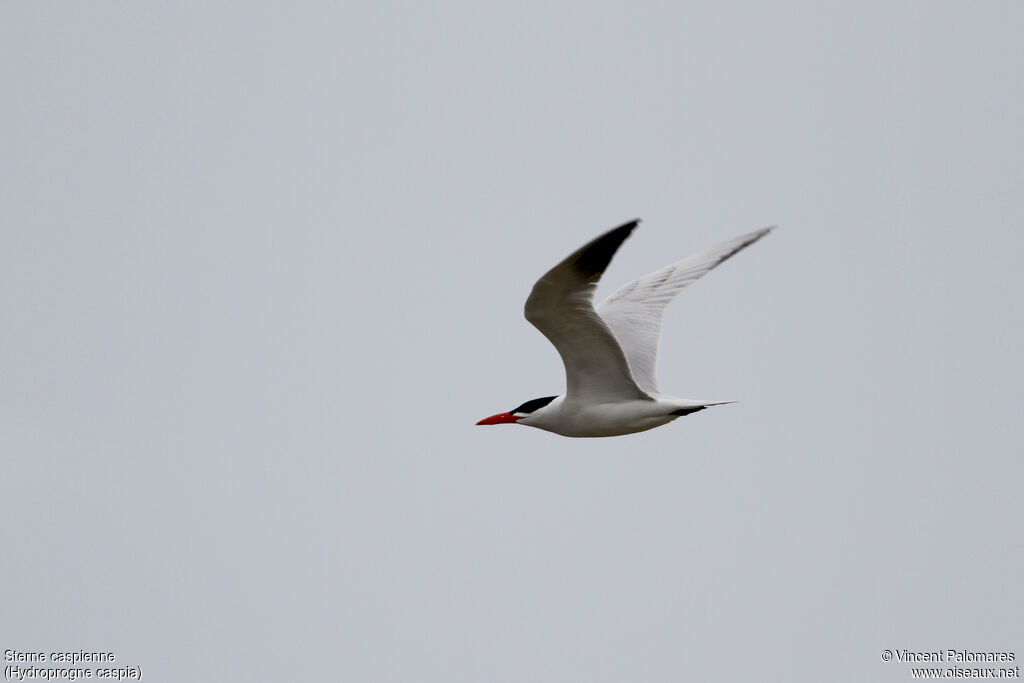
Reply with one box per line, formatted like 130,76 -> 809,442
524,220 -> 651,403
596,227 -> 773,393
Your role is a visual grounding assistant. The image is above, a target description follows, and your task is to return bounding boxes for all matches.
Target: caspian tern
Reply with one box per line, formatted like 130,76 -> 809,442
476,219 -> 772,437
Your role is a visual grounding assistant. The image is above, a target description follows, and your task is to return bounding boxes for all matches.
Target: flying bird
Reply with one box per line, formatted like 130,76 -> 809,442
476,219 -> 772,437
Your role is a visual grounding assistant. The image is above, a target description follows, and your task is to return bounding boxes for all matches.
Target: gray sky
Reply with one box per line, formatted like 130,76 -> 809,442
2,2 -> 1022,681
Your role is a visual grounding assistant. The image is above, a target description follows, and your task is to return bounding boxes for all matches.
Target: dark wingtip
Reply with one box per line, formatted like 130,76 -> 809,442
572,219 -> 641,279
670,406 -> 707,416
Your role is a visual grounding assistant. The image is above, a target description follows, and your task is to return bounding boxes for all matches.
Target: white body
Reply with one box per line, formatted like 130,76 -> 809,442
518,395 -> 733,438
480,220 -> 772,438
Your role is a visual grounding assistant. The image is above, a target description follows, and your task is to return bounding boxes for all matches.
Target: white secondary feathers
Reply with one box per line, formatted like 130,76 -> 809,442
597,226 -> 773,393
525,221 -> 773,402
524,221 -> 648,403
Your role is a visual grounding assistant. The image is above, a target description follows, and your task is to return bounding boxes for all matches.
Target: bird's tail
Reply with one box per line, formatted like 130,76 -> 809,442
670,399 -> 737,416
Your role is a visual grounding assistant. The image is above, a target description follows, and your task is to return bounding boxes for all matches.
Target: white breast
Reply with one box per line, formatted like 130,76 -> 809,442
518,396 -> 683,438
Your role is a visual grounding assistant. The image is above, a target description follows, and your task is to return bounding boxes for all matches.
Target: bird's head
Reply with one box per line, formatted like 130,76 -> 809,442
476,395 -> 558,426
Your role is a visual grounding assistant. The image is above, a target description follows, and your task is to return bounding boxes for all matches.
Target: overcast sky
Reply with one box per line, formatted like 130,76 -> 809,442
2,2 -> 1022,682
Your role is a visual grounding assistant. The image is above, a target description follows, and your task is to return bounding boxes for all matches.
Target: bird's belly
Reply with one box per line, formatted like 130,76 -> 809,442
542,401 -> 679,438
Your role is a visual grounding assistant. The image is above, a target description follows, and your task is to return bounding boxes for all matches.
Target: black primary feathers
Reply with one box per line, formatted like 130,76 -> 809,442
570,219 -> 639,280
